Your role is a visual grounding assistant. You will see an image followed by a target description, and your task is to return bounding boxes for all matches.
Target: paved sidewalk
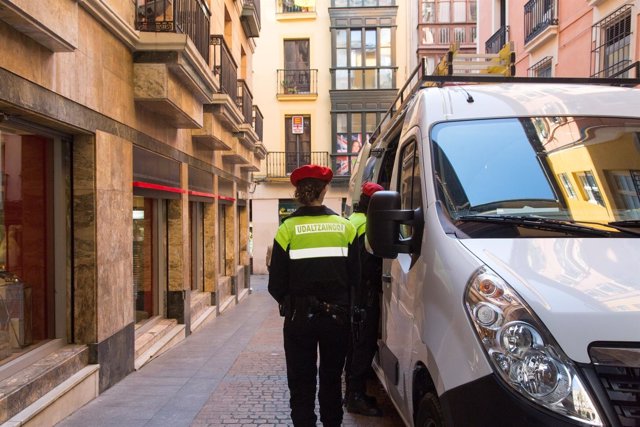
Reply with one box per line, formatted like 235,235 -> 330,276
57,275 -> 404,427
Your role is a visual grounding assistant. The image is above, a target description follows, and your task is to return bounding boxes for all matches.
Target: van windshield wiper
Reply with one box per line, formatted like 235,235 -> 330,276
457,214 -> 613,236
609,220 -> 640,227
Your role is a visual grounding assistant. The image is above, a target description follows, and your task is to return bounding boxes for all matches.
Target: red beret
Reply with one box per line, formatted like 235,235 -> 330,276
361,182 -> 384,197
290,164 -> 333,186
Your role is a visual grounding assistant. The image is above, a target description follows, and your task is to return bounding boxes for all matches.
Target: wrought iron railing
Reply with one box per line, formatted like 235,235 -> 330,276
265,151 -> 330,177
211,35 -> 238,102
486,26 -> 508,54
236,80 -> 253,125
136,0 -> 211,63
331,0 -> 395,6
245,0 -> 261,23
418,23 -> 477,47
277,69 -> 318,95
524,0 -> 557,44
253,106 -> 263,141
278,0 -> 316,13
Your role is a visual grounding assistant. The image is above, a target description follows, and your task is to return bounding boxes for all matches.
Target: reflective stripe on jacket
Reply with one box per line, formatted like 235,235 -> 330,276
268,205 -> 360,307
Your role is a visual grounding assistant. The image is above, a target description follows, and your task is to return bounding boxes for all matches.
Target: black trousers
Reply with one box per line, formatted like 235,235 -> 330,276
284,312 -> 350,427
345,292 -> 380,395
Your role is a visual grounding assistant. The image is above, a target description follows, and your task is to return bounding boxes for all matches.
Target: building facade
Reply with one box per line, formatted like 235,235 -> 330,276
478,0 -> 639,79
251,0 -> 408,274
0,0 -> 263,423
414,0 -> 478,73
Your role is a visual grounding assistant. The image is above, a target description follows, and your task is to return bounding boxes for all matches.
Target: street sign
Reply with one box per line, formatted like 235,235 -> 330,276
292,115 -> 304,134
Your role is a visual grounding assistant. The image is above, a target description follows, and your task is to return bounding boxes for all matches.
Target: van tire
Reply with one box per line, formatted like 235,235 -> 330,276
415,392 -> 444,427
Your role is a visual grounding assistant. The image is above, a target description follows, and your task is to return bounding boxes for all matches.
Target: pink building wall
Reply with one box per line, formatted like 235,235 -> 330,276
477,1 -> 639,78
555,6 -> 592,77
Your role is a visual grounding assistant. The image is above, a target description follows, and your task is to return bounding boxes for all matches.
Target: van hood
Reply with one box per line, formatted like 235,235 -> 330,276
459,238 -> 640,363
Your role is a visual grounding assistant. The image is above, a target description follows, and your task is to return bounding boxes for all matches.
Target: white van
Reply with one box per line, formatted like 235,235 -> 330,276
351,67 -> 640,426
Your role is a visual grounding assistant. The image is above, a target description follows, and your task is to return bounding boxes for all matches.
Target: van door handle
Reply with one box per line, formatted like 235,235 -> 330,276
382,275 -> 391,283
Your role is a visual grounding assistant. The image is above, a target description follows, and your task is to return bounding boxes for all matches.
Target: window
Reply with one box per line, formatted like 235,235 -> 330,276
285,115 -> 311,173
133,197 -> 168,323
283,39 -> 310,93
528,56 -> 553,77
438,0 -> 450,22
0,128 -> 69,358
558,173 -> 577,200
334,112 -> 379,176
421,1 -> 435,23
333,27 -> 394,90
577,171 -> 605,206
607,170 -> 640,219
591,5 -> 632,78
398,140 -> 422,240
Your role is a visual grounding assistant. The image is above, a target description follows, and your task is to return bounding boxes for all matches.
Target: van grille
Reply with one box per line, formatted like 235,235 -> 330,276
589,346 -> 640,427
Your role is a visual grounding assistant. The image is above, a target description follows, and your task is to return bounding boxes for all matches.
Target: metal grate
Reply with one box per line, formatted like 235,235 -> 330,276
591,4 -> 632,78
590,346 -> 640,426
528,56 -> 552,77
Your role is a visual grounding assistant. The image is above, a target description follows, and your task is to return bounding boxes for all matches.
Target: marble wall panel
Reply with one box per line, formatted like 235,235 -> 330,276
224,200 -> 237,277
73,135 -> 98,344
0,20 -> 53,87
203,202 -> 217,294
167,199 -> 185,292
94,130 -> 133,341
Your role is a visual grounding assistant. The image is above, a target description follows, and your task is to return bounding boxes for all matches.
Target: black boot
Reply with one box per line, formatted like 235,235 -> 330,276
345,392 -> 383,417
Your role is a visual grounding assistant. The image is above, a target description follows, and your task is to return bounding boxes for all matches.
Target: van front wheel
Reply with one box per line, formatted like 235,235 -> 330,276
415,392 -> 444,427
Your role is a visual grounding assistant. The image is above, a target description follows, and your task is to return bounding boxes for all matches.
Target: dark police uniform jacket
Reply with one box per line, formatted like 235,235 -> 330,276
268,205 -> 360,308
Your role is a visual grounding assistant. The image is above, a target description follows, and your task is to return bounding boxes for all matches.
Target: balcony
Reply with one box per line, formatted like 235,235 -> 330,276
524,0 -> 558,49
277,69 -> 318,99
486,26 -> 508,54
209,35 -> 244,132
250,107 -> 267,168
0,0 -> 77,51
133,0 -> 215,128
264,152 -> 330,179
136,0 -> 210,63
240,0 -> 261,38
418,23 -> 477,50
331,0 -> 395,6
276,0 -> 316,20
235,80 -> 260,149
253,106 -> 264,142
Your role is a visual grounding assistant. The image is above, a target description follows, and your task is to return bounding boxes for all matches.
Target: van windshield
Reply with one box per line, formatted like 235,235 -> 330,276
431,117 -> 640,237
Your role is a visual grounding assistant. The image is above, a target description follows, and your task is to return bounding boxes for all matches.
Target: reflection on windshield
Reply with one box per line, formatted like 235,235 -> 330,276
432,117 -> 640,226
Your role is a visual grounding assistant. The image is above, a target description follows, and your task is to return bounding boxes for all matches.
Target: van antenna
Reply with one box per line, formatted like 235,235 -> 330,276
456,84 -> 474,103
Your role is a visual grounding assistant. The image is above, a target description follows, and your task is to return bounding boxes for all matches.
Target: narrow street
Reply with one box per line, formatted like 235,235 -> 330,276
57,275 -> 404,427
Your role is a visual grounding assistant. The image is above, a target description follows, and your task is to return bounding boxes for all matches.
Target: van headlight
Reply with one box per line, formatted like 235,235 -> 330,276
464,267 -> 602,426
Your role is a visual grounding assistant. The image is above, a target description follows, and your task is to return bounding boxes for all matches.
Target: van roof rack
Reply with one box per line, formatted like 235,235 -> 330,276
367,42 -> 640,147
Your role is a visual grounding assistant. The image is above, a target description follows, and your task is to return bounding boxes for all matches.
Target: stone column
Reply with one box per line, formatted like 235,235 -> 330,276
166,164 -> 190,331
74,131 -> 134,392
203,201 -> 217,305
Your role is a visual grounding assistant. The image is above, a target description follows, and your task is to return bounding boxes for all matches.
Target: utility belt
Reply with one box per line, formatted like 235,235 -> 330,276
279,295 -> 348,322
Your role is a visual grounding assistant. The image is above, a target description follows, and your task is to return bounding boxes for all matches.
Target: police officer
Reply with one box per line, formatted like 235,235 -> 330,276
344,181 -> 384,416
268,164 -> 360,427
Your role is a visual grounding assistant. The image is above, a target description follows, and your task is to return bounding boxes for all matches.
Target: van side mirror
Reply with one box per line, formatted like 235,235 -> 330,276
366,191 -> 423,258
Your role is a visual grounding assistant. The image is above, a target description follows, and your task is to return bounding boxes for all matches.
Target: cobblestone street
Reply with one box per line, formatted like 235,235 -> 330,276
191,280 -> 404,426
58,276 -> 404,427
